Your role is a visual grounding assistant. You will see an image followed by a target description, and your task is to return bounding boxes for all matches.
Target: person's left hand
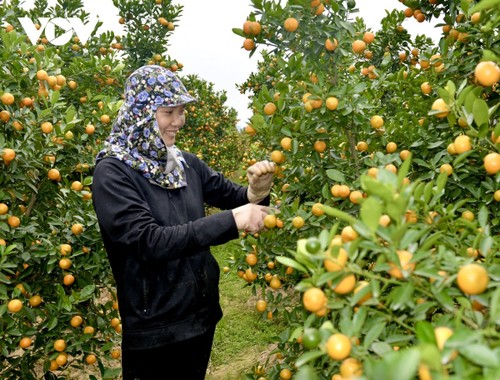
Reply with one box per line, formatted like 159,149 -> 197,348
247,160 -> 275,203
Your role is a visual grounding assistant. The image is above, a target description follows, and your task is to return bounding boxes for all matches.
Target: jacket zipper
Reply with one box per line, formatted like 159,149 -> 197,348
142,277 -> 149,315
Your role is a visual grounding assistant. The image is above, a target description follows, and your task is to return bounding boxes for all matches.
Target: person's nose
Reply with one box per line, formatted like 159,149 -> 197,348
172,114 -> 184,127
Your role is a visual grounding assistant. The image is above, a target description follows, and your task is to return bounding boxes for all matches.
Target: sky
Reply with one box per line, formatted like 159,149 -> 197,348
20,0 -> 441,128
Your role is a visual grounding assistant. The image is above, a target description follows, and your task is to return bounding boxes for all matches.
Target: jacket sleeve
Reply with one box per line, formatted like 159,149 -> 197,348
92,159 -> 239,263
189,154 -> 270,209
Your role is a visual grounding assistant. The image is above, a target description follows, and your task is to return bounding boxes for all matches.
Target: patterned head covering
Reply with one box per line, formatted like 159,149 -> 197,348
96,65 -> 196,189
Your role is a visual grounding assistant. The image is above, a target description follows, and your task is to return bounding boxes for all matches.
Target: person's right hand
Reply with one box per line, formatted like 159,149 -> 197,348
231,204 -> 270,234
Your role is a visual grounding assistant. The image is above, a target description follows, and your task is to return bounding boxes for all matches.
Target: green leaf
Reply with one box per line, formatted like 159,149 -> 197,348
489,287 -> 500,325
326,169 -> 346,182
388,283 -> 415,310
415,321 -> 436,344
321,205 -> 357,225
436,171 -> 448,193
364,321 -> 385,347
275,256 -> 308,273
294,351 -> 324,367
459,344 -> 499,367
472,98 -> 490,127
471,0 -> 500,12
360,197 -> 382,233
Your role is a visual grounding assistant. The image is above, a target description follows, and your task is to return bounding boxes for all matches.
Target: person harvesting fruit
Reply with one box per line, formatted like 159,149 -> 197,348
92,65 -> 275,379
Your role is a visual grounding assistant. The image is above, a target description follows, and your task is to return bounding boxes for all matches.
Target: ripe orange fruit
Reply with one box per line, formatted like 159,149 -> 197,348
263,102 -> 277,115
454,135 -> 472,154
71,223 -> 84,235
353,281 -> 372,305
337,185 -> 350,199
326,96 -> 339,110
367,167 -> 378,178
243,38 -> 255,51
352,40 -> 366,54
420,81 -> 432,94
263,214 -> 277,229
279,368 -> 293,380
70,181 -> 83,191
2,148 -> 16,163
388,250 -> 415,279
284,17 -> 299,32
399,149 -> 411,160
378,214 -> 391,227
41,121 -> 54,133
59,258 -> 72,270
244,124 -> 256,136
85,354 -> 97,365
7,215 -> 20,228
457,263 -> 489,295
1,92 -> 15,105
245,21 -> 261,36
370,115 -> 384,129
440,163 -> 453,176
8,299 -> 23,313
270,150 -> 285,164
341,226 -> 358,242
55,353 -> 67,366
314,140 -> 327,153
461,210 -> 475,222
474,61 -> 500,87
255,299 -> 267,313
0,109 -> 10,122
60,243 -> 72,255
349,190 -> 363,204
431,98 -> 449,118
280,136 -> 292,151
47,168 -> 60,181
53,339 -> 67,352
385,164 -> 397,174
70,315 -> 83,328
110,349 -> 121,359
29,295 -> 42,307
84,325 -> 95,335
326,333 -> 352,360
85,124 -> 95,135
340,357 -> 363,377
363,31 -> 375,43
332,273 -> 356,294
269,276 -> 282,289
386,142 -> 397,153
100,114 -> 111,124
356,141 -> 368,152
63,274 -> 75,286
324,246 -> 348,272
494,190 -> 500,202
302,287 -> 327,313
311,202 -> 324,216
36,69 -> 48,80
19,337 -> 32,349
483,152 -> 500,175
246,253 -> 258,266
292,216 -> 305,229
434,326 -> 458,361
325,37 -> 339,51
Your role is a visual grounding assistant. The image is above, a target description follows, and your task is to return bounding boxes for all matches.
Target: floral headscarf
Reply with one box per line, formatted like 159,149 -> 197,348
96,65 -> 196,189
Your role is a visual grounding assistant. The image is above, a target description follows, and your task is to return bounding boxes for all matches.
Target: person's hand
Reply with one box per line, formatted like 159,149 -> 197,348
247,160 -> 275,203
232,204 -> 270,234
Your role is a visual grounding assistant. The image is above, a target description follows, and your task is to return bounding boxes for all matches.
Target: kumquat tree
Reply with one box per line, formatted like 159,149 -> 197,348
233,0 -> 499,379
0,0 -> 241,379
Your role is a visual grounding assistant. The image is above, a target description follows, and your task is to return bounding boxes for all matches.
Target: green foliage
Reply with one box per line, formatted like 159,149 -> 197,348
234,0 -> 500,378
0,1 -> 242,379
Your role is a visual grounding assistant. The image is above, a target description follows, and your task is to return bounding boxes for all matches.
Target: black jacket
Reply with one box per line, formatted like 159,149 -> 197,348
92,153 -> 258,350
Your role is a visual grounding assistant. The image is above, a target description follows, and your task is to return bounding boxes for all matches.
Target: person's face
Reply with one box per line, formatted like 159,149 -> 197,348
155,105 -> 186,147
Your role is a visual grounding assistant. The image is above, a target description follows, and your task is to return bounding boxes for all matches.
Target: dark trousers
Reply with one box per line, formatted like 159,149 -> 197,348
121,326 -> 216,380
